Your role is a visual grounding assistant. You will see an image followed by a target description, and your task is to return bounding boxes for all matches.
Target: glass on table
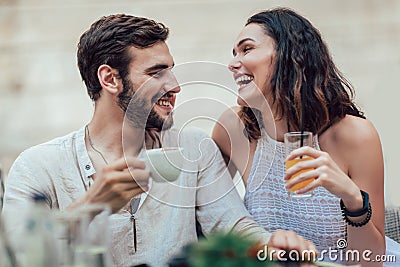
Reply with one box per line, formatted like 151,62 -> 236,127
55,204 -> 112,267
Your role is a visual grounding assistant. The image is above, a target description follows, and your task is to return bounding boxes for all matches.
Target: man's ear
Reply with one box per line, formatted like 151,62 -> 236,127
97,64 -> 122,95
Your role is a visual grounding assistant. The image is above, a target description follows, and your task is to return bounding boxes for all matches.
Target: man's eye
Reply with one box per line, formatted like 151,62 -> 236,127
151,71 -> 163,78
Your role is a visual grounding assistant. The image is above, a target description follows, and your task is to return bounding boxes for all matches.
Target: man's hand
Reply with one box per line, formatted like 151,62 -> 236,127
69,156 -> 150,213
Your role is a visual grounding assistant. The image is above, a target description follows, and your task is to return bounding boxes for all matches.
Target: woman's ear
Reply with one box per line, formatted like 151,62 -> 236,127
97,64 -> 122,95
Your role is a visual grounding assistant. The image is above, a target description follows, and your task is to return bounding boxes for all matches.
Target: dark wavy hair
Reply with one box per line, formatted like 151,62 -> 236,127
77,14 -> 169,101
239,8 -> 364,141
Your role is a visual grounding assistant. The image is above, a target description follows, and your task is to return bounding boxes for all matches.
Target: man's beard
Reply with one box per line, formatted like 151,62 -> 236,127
117,77 -> 174,131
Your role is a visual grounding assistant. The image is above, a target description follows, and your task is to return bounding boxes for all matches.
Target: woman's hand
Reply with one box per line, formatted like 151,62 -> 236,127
284,146 -> 363,211
267,229 -> 317,263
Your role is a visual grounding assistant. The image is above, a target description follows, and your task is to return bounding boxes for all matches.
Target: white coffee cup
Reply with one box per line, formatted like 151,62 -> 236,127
140,147 -> 184,183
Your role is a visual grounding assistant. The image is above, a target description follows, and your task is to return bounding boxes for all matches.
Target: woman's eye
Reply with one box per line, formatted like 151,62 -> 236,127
243,46 -> 253,53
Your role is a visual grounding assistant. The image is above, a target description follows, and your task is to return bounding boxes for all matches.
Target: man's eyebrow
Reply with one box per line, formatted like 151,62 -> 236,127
233,37 -> 255,55
145,63 -> 174,73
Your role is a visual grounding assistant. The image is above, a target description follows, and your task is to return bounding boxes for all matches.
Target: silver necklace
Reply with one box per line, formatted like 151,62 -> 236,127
85,125 -> 109,165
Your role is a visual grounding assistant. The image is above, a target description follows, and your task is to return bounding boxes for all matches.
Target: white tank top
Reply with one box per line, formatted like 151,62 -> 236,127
244,129 -> 347,251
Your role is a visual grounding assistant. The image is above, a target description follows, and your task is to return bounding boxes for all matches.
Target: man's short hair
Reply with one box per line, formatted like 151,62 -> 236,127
77,14 -> 169,101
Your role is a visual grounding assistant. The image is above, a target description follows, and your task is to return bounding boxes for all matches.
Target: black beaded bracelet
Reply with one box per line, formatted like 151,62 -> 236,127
340,190 -> 370,217
340,190 -> 372,227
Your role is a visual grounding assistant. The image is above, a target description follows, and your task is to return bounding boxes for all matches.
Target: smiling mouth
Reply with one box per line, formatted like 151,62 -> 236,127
156,99 -> 172,108
235,75 -> 254,88
155,92 -> 174,110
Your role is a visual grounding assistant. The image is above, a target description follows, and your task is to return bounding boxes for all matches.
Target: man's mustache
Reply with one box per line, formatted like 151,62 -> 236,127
151,91 -> 174,103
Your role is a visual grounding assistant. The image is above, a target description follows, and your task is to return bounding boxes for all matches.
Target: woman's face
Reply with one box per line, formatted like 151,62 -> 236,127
229,23 -> 276,108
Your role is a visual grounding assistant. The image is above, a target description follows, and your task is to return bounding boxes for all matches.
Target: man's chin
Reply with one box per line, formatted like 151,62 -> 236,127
160,119 -> 173,131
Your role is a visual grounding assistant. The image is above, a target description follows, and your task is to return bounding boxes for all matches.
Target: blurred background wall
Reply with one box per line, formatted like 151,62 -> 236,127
0,0 -> 399,205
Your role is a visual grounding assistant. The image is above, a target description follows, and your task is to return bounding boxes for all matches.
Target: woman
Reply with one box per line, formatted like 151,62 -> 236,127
213,8 -> 398,265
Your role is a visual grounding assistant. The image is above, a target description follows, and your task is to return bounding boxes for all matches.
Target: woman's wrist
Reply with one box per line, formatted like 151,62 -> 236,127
340,187 -> 364,212
340,190 -> 372,227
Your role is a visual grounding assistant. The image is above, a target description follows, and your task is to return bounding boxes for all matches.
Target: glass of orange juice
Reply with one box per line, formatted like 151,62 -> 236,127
284,131 -> 315,198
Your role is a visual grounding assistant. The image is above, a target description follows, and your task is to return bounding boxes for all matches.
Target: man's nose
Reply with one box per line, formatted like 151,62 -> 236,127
164,71 -> 181,94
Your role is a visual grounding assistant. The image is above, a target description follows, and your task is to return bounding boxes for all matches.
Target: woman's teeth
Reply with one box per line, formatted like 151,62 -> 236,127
235,75 -> 254,87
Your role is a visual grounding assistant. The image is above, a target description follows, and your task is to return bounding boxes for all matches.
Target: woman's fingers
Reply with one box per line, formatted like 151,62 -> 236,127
285,169 -> 318,189
268,229 -> 290,251
286,146 -> 324,161
284,159 -> 318,181
267,230 -> 318,262
292,178 -> 320,195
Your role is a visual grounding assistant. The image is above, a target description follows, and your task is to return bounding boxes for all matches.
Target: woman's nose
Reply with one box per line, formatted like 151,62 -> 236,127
228,56 -> 241,72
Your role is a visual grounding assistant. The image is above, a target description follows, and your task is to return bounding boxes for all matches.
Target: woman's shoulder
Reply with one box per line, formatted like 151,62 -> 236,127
212,106 -> 246,152
322,115 -> 380,150
213,106 -> 243,136
217,106 -> 242,127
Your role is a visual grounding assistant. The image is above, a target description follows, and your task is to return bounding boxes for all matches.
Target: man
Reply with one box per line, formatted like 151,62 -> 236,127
2,14 -> 315,266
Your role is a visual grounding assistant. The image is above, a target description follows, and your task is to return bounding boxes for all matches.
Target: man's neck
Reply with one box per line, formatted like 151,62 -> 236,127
87,104 -> 146,163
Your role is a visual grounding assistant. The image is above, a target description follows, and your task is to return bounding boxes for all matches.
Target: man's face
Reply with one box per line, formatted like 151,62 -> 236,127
118,41 -> 180,130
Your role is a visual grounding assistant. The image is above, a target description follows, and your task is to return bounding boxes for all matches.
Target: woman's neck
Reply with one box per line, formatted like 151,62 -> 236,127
260,102 -> 288,142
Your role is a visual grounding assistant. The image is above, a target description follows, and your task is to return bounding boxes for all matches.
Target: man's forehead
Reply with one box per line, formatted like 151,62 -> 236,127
128,42 -> 174,70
